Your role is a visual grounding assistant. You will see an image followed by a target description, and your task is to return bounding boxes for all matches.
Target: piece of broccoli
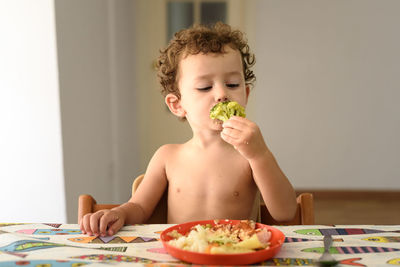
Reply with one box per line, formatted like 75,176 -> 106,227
209,101 -> 246,122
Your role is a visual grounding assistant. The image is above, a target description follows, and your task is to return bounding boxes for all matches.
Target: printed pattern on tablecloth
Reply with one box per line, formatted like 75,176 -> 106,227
269,225 -> 400,266
1,223 -> 400,266
0,223 -> 178,266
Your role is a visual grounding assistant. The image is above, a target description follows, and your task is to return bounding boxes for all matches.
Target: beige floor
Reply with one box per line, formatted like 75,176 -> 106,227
298,190 -> 400,225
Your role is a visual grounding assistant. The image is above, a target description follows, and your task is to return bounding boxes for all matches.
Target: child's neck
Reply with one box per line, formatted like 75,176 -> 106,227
189,130 -> 230,149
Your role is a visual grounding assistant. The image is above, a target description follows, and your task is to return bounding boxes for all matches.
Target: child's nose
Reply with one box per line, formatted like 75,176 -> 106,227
217,96 -> 229,102
215,85 -> 229,102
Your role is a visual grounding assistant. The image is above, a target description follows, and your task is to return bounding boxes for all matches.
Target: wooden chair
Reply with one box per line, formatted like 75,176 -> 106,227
78,174 -> 167,224
78,174 -> 314,225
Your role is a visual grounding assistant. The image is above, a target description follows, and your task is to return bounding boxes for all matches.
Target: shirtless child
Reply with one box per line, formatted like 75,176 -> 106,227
80,22 -> 297,237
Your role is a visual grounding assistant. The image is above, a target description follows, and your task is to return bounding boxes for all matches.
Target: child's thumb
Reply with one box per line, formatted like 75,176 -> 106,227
108,219 -> 124,236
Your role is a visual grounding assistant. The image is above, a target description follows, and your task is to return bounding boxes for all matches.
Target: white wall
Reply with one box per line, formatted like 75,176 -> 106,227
252,0 -> 400,189
2,0 -> 398,224
55,0 -> 140,223
133,1 -> 192,171
132,0 -> 400,190
0,0 -> 66,222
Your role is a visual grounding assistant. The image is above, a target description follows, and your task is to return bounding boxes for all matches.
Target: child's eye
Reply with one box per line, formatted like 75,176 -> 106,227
197,86 -> 212,91
226,84 -> 239,88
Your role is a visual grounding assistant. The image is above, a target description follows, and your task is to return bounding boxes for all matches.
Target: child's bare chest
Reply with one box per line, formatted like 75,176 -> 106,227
166,149 -> 254,199
164,147 -> 257,222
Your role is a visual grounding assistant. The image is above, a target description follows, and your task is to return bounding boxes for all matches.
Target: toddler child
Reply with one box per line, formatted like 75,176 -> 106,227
80,22 -> 297,237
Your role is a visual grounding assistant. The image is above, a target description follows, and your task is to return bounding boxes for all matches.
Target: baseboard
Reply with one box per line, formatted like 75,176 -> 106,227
296,189 -> 400,200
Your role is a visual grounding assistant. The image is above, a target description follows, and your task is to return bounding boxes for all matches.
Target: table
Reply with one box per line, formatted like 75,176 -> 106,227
1,223 -> 399,266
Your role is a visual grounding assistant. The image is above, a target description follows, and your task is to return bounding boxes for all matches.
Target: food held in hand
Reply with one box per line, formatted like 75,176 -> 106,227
167,220 -> 271,254
210,101 -> 246,122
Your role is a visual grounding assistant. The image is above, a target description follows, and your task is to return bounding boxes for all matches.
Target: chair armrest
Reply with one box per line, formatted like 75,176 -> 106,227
298,193 -> 315,225
78,194 -> 96,223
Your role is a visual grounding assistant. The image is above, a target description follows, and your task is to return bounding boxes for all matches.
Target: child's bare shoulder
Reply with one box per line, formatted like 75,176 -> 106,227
146,144 -> 185,177
154,143 -> 185,159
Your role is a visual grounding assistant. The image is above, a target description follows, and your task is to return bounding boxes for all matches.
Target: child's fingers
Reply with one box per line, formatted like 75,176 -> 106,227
222,118 -> 247,140
79,217 -> 84,232
99,211 -> 119,236
107,219 -> 124,236
81,213 -> 93,235
89,211 -> 104,236
221,121 -> 251,146
222,116 -> 249,130
222,119 -> 255,145
221,126 -> 242,140
221,131 -> 242,147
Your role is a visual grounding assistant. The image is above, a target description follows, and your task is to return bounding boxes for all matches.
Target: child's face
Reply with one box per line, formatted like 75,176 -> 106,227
176,46 -> 249,130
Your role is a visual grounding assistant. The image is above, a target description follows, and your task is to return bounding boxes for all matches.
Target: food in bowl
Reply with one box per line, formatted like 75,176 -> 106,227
167,220 -> 271,254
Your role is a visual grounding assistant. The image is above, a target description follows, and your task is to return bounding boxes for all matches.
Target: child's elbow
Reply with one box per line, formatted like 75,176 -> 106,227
272,203 -> 298,222
278,210 -> 297,222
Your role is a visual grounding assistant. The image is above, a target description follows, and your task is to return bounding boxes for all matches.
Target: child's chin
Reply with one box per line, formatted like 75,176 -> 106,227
212,119 -> 223,129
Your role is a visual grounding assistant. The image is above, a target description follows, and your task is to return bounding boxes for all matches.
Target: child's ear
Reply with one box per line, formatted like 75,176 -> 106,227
165,93 -> 186,118
245,85 -> 250,102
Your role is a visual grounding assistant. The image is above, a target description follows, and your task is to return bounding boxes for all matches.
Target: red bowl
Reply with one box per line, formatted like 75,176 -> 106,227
160,219 -> 285,265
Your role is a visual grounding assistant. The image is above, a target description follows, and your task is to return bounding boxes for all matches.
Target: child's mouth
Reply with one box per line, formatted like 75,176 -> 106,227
213,119 -> 223,125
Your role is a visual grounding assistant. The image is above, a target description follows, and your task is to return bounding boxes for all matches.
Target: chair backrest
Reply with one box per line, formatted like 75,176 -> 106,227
78,174 -> 167,224
78,174 -> 314,225
78,195 -> 119,223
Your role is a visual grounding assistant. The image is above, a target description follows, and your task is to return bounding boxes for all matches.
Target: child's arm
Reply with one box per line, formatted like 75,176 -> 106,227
124,145 -> 169,224
221,116 -> 297,221
80,146 -> 169,236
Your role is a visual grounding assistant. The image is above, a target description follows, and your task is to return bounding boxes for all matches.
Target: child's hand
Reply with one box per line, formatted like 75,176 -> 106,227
221,116 -> 268,160
79,209 -> 125,237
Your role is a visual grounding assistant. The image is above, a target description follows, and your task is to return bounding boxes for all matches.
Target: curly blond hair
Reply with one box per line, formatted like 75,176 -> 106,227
156,22 -> 256,98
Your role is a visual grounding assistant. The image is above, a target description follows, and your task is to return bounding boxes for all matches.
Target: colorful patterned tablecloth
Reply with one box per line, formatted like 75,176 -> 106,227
0,223 -> 399,266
